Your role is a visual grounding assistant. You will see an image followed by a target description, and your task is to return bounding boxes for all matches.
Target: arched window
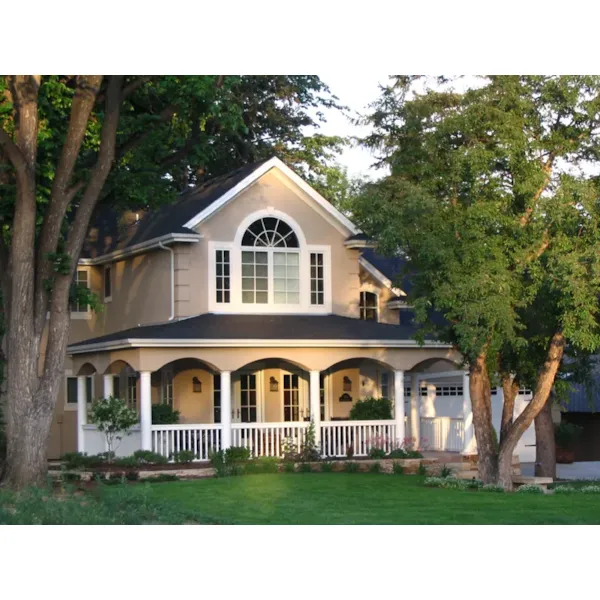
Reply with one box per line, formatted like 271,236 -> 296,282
241,217 -> 299,248
360,291 -> 378,321
241,217 -> 300,304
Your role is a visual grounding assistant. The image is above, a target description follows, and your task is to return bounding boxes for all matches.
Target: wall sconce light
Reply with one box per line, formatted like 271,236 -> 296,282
343,376 -> 352,392
192,376 -> 202,393
269,376 -> 279,392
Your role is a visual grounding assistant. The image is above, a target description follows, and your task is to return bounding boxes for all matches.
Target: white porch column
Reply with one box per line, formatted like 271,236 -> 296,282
462,371 -> 476,454
77,375 -> 87,453
309,370 -> 321,444
220,371 -> 232,450
394,370 -> 405,445
410,373 -> 420,448
140,371 -> 152,451
103,373 -> 114,398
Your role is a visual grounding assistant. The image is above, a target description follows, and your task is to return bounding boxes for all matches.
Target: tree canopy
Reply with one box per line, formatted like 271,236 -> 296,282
351,76 -> 600,485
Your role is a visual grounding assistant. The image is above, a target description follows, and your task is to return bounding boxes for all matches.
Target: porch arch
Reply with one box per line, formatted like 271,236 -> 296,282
75,362 -> 97,376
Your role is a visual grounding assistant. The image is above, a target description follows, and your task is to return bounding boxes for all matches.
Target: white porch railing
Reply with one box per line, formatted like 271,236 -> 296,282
320,420 -> 397,458
420,417 -> 464,452
231,422 -> 310,457
151,424 -> 222,461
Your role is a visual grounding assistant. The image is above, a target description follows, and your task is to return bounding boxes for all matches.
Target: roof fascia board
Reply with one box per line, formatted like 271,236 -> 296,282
78,233 -> 202,266
344,239 -> 377,249
359,255 -> 405,297
182,157 -> 360,235
68,337 -> 452,354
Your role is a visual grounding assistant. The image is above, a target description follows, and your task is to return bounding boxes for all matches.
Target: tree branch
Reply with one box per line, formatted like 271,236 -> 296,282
34,76 -> 103,335
0,128 -> 27,174
40,76 -> 124,392
116,104 -> 175,159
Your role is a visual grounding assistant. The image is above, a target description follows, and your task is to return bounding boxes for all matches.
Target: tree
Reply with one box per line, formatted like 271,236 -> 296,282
88,396 -> 139,461
0,75 -> 345,488
352,76 -> 600,488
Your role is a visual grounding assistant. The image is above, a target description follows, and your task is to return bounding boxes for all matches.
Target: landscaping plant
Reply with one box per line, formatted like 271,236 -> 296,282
151,403 -> 180,425
88,396 -> 139,462
349,397 -> 392,420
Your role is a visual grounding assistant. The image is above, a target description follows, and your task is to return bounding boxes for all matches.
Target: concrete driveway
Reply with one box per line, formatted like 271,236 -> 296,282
521,461 -> 600,480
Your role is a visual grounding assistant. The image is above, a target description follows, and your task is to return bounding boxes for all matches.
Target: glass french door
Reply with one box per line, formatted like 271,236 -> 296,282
283,373 -> 300,421
239,373 -> 258,423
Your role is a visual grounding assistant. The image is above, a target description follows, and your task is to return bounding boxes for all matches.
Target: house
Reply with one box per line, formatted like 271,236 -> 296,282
48,157 -> 537,461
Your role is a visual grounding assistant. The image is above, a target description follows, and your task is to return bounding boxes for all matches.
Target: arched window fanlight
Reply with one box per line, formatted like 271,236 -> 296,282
242,217 -> 299,248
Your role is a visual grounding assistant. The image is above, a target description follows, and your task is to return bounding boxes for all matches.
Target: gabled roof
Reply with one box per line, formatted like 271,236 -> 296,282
81,157 -> 359,262
68,313 -> 447,353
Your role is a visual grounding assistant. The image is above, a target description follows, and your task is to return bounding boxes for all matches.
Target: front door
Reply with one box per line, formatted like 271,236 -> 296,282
239,373 -> 258,423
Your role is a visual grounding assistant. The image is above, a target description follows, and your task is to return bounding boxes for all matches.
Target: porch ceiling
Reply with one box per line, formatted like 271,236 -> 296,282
68,313 -> 446,354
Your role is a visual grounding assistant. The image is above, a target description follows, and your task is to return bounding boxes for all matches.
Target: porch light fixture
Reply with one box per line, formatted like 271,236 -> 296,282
192,377 -> 202,393
343,376 -> 352,392
269,376 -> 279,392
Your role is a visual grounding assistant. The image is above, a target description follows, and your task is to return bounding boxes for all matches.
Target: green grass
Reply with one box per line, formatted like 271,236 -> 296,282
102,473 -> 600,525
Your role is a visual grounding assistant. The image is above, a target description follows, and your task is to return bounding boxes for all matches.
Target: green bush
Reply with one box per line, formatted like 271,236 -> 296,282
369,461 -> 381,473
125,471 -> 140,482
284,461 -> 296,473
320,461 -> 334,473
416,463 -> 428,476
61,472 -> 82,482
481,483 -> 505,493
368,447 -> 387,459
133,450 -> 168,465
152,403 -> 180,425
88,396 -> 139,460
171,450 -> 195,464
114,456 -> 139,468
146,473 -> 179,483
439,464 -> 453,478
554,422 -> 583,448
299,421 -> 321,462
225,446 -> 251,463
343,461 -> 359,473
392,462 -> 404,475
61,452 -> 91,470
388,448 -> 424,459
517,484 -> 544,494
243,457 -> 279,475
349,397 -> 392,420
299,462 -> 312,473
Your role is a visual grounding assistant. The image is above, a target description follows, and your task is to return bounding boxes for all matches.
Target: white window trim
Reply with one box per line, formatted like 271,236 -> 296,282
359,289 -> 380,322
103,265 -> 112,303
64,371 -> 95,411
207,211 -> 332,314
71,268 -> 92,320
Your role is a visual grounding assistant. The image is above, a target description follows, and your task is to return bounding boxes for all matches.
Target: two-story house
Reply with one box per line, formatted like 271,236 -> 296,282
48,157 -> 536,461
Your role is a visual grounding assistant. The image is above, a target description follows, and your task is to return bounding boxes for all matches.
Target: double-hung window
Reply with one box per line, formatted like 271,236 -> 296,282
215,250 -> 231,304
380,372 -> 389,399
241,218 -> 300,305
70,269 -> 90,315
66,375 -> 93,407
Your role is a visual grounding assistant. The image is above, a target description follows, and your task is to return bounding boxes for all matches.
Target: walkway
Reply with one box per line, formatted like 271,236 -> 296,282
521,461 -> 600,480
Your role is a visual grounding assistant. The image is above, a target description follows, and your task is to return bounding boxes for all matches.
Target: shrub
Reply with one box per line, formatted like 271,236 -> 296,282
481,483 -> 505,493
369,461 -> 381,473
299,461 -> 313,473
61,452 -> 91,470
346,445 -> 354,459
171,450 -> 195,464
553,485 -> 577,494
424,476 -> 444,487
146,473 -> 179,483
283,461 -> 296,473
554,422 -> 583,448
466,479 -> 483,489
224,446 -> 251,463
125,471 -> 140,482
439,464 -> 453,478
133,450 -> 168,465
151,403 -> 180,425
417,463 -> 428,476
344,461 -> 359,473
243,457 -> 279,475
299,421 -> 321,462
88,396 -> 139,461
517,484 -> 544,494
392,462 -> 404,475
114,456 -> 139,468
580,485 -> 600,494
209,450 -> 228,478
349,397 -> 392,420
368,447 -> 387,459
61,472 -> 82,483
320,461 -> 334,473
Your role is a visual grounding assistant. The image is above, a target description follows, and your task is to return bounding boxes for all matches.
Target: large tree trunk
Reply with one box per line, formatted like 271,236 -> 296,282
497,331 -> 565,490
534,394 -> 556,478
470,352 -> 498,483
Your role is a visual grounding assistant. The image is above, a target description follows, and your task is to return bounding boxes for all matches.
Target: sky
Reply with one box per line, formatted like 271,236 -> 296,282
314,73 -> 392,180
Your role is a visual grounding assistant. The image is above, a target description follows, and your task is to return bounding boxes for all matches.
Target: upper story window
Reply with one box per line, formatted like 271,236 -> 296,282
209,210 -> 331,313
104,265 -> 112,302
360,291 -> 378,321
70,269 -> 90,316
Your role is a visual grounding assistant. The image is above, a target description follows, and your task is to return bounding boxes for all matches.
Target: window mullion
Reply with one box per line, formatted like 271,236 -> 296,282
268,248 -> 274,305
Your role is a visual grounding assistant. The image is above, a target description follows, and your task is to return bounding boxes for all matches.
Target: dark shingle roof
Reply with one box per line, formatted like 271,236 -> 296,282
69,313 -> 437,351
361,248 -> 413,295
82,159 -> 271,258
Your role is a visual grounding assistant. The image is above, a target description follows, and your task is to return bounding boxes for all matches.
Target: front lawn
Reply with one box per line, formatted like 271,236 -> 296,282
105,473 -> 600,525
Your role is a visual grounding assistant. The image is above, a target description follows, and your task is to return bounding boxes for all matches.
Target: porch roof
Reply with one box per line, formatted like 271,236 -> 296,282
68,313 -> 445,353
